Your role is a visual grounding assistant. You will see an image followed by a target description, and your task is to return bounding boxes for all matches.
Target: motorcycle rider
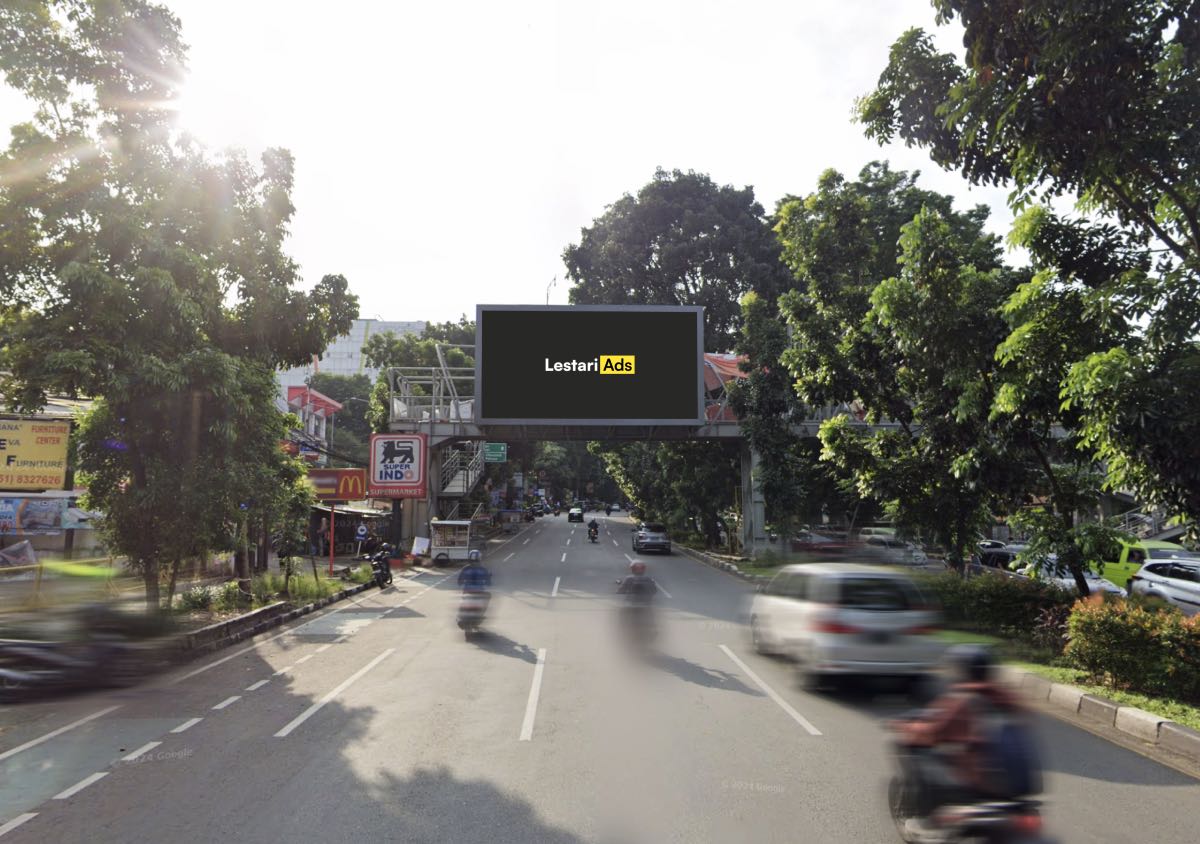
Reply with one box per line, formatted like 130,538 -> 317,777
587,517 -> 600,540
458,549 -> 491,593
892,645 -> 1040,838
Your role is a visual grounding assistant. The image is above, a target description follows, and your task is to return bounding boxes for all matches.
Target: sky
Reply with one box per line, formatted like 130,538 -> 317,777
0,0 -> 1022,324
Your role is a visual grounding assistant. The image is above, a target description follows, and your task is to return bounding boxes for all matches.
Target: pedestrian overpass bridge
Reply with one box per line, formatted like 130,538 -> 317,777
382,347 -> 901,554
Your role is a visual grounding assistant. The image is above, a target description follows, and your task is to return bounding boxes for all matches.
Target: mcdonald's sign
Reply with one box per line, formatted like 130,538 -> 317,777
308,468 -> 367,502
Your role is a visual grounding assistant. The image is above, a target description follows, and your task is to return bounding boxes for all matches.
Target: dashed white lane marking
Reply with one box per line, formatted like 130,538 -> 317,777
295,654 -> 315,665
551,577 -> 561,597
519,648 -> 548,741
523,538 -> 530,544
566,537 -> 571,545
658,585 -> 673,599
275,649 -> 396,738
246,679 -> 270,692
0,705 -> 121,762
503,552 -> 515,561
0,813 -> 37,837
273,665 -> 295,676
718,645 -> 822,736
170,718 -> 203,734
624,552 -> 636,563
560,552 -> 567,562
612,539 -> 618,546
121,741 -> 161,762
315,644 -> 333,654
213,696 -> 241,711
53,772 -> 108,800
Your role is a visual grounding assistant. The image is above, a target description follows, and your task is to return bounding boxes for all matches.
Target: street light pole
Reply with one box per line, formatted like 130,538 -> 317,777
546,276 -> 556,306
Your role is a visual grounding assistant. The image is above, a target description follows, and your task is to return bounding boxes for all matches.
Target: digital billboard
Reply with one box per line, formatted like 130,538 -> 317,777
475,306 -> 704,425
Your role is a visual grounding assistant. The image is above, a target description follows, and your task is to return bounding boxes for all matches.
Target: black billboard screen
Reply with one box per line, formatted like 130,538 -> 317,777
476,306 -> 704,424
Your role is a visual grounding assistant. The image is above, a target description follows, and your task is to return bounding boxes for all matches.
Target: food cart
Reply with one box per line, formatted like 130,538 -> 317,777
429,520 -> 474,564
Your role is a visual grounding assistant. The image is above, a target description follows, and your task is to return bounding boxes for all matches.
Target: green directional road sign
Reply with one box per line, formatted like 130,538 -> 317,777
484,442 -> 508,463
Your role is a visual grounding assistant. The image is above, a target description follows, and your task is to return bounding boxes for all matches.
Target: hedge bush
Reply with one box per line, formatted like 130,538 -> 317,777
1066,599 -> 1200,703
918,572 -> 1077,641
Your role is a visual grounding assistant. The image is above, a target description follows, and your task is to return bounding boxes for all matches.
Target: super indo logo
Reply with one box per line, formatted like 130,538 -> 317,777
543,355 -> 635,375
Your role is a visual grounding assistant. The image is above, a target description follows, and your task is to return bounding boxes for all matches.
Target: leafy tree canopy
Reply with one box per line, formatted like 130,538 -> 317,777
0,1 -> 358,605
856,0 -> 1200,525
564,168 -> 791,351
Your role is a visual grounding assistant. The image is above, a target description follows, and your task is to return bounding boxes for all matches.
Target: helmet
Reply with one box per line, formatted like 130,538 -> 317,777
629,561 -> 646,575
946,644 -> 994,683
468,549 -> 482,563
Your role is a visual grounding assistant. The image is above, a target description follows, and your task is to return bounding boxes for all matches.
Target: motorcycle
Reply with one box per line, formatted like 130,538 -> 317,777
588,526 -> 599,543
357,548 -> 393,588
887,723 -> 1054,843
457,590 -> 489,637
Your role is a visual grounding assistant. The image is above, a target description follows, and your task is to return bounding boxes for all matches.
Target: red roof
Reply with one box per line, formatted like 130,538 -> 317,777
287,386 -> 343,415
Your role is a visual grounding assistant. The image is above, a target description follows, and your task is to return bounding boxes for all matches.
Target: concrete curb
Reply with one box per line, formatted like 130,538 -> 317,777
675,545 -> 763,585
1000,665 -> 1200,771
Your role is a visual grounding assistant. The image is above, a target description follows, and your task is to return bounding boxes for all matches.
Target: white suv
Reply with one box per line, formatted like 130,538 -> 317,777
749,563 -> 942,690
1128,559 -> 1200,616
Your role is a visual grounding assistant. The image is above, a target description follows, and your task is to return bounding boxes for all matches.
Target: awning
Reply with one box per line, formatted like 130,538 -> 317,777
704,353 -> 746,392
312,504 -> 390,517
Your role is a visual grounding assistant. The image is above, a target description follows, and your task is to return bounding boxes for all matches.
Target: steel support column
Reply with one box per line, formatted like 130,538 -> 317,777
740,440 -> 768,558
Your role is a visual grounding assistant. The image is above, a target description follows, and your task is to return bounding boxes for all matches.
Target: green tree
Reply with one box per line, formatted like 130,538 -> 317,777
857,0 -> 1200,526
0,1 -> 358,607
564,168 -> 791,351
423,315 -> 475,346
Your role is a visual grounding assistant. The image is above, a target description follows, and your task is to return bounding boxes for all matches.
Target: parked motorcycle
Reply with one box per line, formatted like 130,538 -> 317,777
357,546 -> 393,588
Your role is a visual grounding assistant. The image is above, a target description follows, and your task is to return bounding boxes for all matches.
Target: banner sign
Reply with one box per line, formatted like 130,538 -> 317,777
369,434 -> 427,498
0,497 -> 97,536
308,468 -> 367,502
475,306 -> 704,425
0,419 -> 71,491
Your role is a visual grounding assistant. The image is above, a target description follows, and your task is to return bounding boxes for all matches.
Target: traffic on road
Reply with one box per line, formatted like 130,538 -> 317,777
2,514 -> 1196,843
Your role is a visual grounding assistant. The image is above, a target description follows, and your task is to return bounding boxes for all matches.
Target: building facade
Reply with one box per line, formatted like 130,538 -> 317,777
277,318 -> 426,390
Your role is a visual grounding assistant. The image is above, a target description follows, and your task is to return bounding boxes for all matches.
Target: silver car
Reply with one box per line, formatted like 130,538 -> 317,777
632,522 -> 671,554
749,563 -> 942,690
1128,558 -> 1200,616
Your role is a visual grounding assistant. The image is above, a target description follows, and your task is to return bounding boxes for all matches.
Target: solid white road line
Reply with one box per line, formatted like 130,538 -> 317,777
170,717 -> 203,734
212,696 -> 241,710
503,552 -> 515,561
519,648 -> 548,741
718,645 -> 822,736
121,741 -> 161,762
0,814 -> 37,837
53,772 -> 108,800
275,649 -> 395,738
0,705 -> 120,762
551,577 -> 561,597
246,679 -> 270,692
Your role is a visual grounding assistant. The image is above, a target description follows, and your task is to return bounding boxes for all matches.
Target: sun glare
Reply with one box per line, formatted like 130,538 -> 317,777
170,74 -> 250,150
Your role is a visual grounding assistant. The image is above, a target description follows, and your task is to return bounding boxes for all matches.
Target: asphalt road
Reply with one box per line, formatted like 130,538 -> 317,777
1,513 -> 1197,843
